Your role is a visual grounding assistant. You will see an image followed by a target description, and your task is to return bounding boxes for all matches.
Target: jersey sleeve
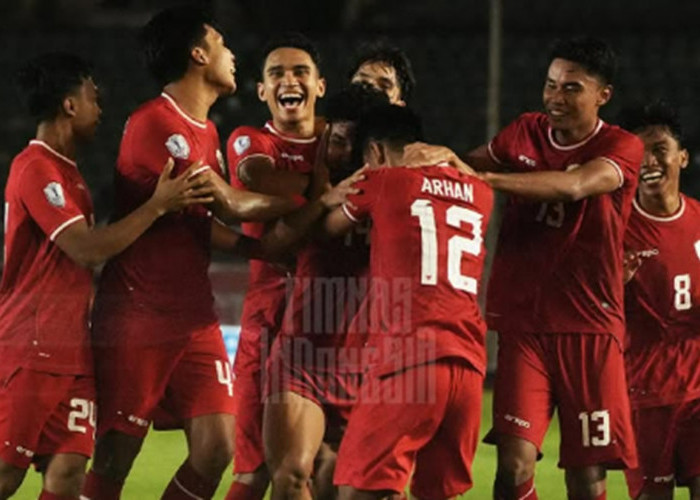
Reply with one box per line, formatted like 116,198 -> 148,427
227,127 -> 276,188
342,169 -> 385,223
595,131 -> 644,189
487,114 -> 532,172
17,161 -> 86,241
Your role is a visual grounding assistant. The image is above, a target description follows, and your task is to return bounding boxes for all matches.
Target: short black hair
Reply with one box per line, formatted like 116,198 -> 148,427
260,32 -> 322,76
16,52 -> 93,121
325,82 -> 389,124
619,100 -> 684,146
347,40 -> 416,102
352,104 -> 424,166
139,4 -> 216,86
549,36 -> 617,85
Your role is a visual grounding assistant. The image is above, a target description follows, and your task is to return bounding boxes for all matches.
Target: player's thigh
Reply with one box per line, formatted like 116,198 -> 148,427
554,334 -> 637,469
334,364 -> 450,495
263,391 -> 326,474
412,360 -> 483,499
42,452 -> 88,496
487,333 -> 554,453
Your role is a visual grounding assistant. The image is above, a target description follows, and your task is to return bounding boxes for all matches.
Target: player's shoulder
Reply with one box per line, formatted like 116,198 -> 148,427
228,125 -> 265,140
598,121 -> 644,151
682,194 -> 700,217
127,95 -> 185,133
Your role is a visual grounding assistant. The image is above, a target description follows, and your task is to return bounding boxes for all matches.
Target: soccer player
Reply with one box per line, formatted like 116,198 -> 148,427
470,37 -> 643,500
262,83 -> 389,500
618,101 -> 700,500
347,39 -> 415,106
224,33 -> 327,500
0,53 -> 210,500
323,104 -> 494,499
82,7 -> 297,500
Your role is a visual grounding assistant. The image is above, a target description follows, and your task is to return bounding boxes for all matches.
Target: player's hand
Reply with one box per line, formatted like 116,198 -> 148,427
320,165 -> 367,209
623,250 -> 647,284
404,142 -> 476,176
149,158 -> 216,216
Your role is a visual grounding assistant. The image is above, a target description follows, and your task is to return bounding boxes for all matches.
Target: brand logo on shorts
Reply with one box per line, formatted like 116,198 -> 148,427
15,445 -> 34,458
128,415 -> 149,428
43,182 -> 66,208
165,134 -> 190,159
518,154 -> 536,167
233,135 -> 251,155
504,414 -> 531,429
653,474 -> 674,484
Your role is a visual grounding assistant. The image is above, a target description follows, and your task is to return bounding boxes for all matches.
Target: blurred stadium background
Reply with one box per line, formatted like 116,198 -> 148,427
1,1 -> 698,497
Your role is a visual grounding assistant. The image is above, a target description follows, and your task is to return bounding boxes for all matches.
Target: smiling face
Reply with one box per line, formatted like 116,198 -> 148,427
198,24 -> 236,95
543,58 -> 611,141
351,61 -> 404,105
257,47 -> 326,132
636,124 -> 688,200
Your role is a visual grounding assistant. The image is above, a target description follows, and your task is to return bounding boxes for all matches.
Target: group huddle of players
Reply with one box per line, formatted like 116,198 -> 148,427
0,3 -> 698,500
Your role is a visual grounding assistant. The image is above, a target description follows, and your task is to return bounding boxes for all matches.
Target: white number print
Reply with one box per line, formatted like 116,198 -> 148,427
535,202 -> 565,228
411,199 -> 484,294
67,398 -> 96,434
673,274 -> 692,311
215,360 -> 234,397
578,410 -> 611,447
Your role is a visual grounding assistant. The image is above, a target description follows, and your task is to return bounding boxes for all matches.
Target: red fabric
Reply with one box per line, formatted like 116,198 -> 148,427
39,490 -> 79,500
343,166 -> 494,377
225,480 -> 266,500
81,470 -> 124,500
0,369 -> 94,469
231,369 -> 265,474
334,360 -> 483,498
486,113 -> 643,340
0,141 -> 94,374
624,195 -> 700,408
96,93 -> 224,330
485,332 -> 637,470
162,460 -> 218,500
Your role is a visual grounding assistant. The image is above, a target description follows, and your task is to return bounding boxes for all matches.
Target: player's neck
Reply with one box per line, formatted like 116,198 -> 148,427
552,117 -> 599,146
35,121 -> 77,161
163,78 -> 218,122
270,116 -> 315,139
638,189 -> 682,217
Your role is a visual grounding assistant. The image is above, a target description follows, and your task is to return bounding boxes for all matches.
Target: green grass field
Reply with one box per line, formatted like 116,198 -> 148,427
15,390 -> 651,499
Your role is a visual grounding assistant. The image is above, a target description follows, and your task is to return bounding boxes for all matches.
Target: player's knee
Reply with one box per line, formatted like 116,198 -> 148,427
271,457 -> 314,495
91,431 -> 143,481
44,456 -> 87,496
565,466 -> 606,499
0,466 -> 25,498
190,439 -> 234,479
496,453 -> 536,486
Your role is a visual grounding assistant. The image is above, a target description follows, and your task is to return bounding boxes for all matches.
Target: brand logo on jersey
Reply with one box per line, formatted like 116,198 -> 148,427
280,152 -> 304,162
518,154 -> 536,167
43,182 -> 65,208
653,474 -> 674,484
165,134 -> 190,159
233,135 -> 251,155
637,248 -> 659,258
504,414 -> 531,429
216,149 -> 227,175
695,240 -> 700,260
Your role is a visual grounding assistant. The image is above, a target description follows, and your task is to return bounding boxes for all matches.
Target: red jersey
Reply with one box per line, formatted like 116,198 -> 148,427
624,195 -> 700,408
97,93 -> 226,328
0,141 -> 94,374
278,221 -> 371,373
486,112 -> 643,341
226,122 -> 317,362
343,166 -> 494,377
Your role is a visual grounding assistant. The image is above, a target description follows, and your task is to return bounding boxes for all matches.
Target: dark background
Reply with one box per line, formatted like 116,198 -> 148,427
2,0 -> 700,236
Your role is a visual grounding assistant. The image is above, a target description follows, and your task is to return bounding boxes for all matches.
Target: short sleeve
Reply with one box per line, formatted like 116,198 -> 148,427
18,161 -> 85,241
227,127 -> 276,187
487,114 -> 532,172
342,169 -> 385,223
596,131 -> 644,189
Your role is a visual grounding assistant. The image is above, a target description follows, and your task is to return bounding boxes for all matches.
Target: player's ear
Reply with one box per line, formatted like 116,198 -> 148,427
597,84 -> 613,107
191,46 -> 209,66
62,95 -> 78,118
680,148 -> 690,169
316,77 -> 326,98
256,81 -> 266,102
367,140 -> 384,167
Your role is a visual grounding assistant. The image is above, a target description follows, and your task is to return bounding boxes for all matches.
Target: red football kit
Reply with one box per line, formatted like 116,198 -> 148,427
226,121 -> 317,473
623,195 -> 700,497
484,112 -> 642,469
334,166 -> 493,498
92,93 -> 233,438
0,141 -> 96,467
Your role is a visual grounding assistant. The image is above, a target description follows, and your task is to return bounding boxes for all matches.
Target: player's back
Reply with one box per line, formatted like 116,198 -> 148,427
346,165 -> 493,376
624,194 -> 700,407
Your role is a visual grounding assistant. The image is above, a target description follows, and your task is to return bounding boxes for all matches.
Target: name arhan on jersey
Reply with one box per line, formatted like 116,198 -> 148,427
420,176 -> 474,203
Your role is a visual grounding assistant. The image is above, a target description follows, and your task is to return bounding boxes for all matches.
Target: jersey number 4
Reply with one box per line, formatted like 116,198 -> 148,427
411,199 -> 484,294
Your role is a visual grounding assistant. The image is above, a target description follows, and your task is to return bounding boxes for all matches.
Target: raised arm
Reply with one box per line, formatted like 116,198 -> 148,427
237,155 -> 309,196
55,158 -> 214,268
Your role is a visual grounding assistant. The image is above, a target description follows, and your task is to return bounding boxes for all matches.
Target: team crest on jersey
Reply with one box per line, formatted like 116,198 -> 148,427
165,134 -> 190,159
43,182 -> 65,208
233,135 -> 251,155
216,149 -> 227,176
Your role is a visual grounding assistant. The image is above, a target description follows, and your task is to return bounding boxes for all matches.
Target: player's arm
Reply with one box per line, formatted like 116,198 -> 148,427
323,206 -> 357,238
402,142 -> 504,173
54,159 -> 214,268
465,144 -> 506,172
238,155 -> 309,196
479,157 -> 622,202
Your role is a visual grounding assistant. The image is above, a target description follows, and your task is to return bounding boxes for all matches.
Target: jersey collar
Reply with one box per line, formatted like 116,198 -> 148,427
29,140 -> 77,168
633,196 -> 686,222
161,92 -> 207,129
547,119 -> 604,151
264,121 -> 317,144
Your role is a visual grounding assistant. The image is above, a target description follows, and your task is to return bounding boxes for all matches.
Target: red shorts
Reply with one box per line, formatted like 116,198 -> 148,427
265,340 -> 360,438
93,311 -> 234,438
485,332 -> 637,469
232,368 -> 265,474
334,359 -> 483,498
624,398 -> 700,498
0,368 -> 95,469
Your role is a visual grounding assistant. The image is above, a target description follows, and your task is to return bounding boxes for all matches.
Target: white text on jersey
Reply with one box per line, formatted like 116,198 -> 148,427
421,177 -> 474,203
